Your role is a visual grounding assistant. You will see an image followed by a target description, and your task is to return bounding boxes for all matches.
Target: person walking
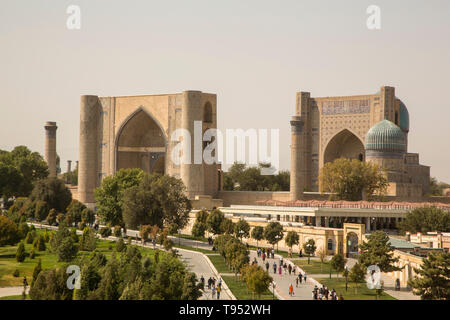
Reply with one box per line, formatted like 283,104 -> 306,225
298,273 -> 302,284
273,262 -> 277,274
278,265 -> 282,275
211,285 -> 216,299
216,285 -> 221,300
200,275 -> 205,290
283,262 -> 287,274
288,264 -> 292,275
289,283 -> 294,296
303,273 -> 307,283
265,261 -> 270,272
295,277 -> 299,288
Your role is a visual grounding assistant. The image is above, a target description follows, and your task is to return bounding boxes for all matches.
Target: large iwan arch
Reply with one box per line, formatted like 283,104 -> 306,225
115,108 -> 167,175
323,129 -> 365,165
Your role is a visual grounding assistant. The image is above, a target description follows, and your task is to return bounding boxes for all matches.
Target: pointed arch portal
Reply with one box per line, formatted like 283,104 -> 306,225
324,129 -> 365,164
116,109 -> 166,175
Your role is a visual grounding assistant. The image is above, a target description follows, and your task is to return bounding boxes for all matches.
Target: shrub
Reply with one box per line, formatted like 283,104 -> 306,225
46,209 -> 57,226
99,227 -> 112,238
13,269 -> 20,277
16,241 -> 26,262
57,237 -> 78,262
70,228 -> 79,243
79,228 -> 97,251
30,248 -> 36,259
37,235 -> 46,251
116,237 -> 126,252
34,200 -> 49,221
25,230 -> 36,244
17,223 -> 30,240
114,225 -> 122,238
0,216 -> 20,246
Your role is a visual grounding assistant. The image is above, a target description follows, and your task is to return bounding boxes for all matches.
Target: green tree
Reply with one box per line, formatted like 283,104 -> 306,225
319,158 -> 389,201
122,173 -> 191,230
16,241 -> 26,262
81,207 -> 95,225
95,168 -> 145,226
191,210 -> 209,238
349,262 -> 366,294
181,272 -> 203,300
66,200 -> 87,225
0,163 -> 24,203
251,226 -> 264,248
57,237 -> 78,262
207,209 -> 226,235
221,218 -> 235,235
285,231 -> 299,254
303,239 -> 317,264
79,227 -> 97,251
115,237 -> 126,253
29,267 -> 72,300
0,146 -> 49,197
34,200 -> 49,221
36,234 -> 46,251
241,264 -> 272,299
330,253 -> 347,278
234,219 -> 250,240
399,207 -> 450,233
408,251 -> 450,300
29,178 -> 72,213
358,231 -> 401,273
46,209 -> 57,225
428,177 -> 450,196
75,263 -> 102,300
31,259 -> 42,287
63,167 -> 78,186
263,222 -> 284,251
0,216 -> 20,246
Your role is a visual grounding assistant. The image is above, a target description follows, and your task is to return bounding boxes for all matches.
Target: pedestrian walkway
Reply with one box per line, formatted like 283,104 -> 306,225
0,286 -> 28,298
250,251 -> 315,300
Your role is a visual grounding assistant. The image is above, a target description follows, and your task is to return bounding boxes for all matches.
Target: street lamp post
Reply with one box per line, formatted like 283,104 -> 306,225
344,266 -> 348,292
275,235 -> 281,253
306,244 -> 312,264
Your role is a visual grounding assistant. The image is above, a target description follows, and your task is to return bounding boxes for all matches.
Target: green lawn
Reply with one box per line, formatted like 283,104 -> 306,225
293,259 -> 334,275
315,278 -> 396,300
174,244 -> 213,254
0,294 -> 30,300
222,276 -> 275,300
0,229 -> 159,287
173,234 -> 209,242
207,255 -> 233,274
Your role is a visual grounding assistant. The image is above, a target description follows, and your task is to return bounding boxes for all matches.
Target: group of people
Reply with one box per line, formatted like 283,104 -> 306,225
200,275 -> 223,300
312,285 -> 343,300
256,247 -> 275,261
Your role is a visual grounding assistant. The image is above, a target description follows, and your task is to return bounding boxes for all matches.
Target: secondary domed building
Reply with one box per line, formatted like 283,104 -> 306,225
290,85 -> 430,201
365,119 -> 429,197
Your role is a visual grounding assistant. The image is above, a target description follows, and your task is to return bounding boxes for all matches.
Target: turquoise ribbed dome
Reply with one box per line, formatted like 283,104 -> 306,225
399,101 -> 409,132
365,120 -> 406,152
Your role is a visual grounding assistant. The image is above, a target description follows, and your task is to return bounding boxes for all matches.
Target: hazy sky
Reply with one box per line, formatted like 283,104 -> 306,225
1,0 -> 449,182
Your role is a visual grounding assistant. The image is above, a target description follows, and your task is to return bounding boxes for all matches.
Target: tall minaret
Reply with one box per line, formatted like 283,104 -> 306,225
44,121 -> 58,177
290,92 -> 310,201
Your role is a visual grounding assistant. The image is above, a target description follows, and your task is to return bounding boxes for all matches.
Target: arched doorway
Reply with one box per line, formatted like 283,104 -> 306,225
324,129 -> 365,164
346,232 -> 359,258
116,109 -> 166,174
